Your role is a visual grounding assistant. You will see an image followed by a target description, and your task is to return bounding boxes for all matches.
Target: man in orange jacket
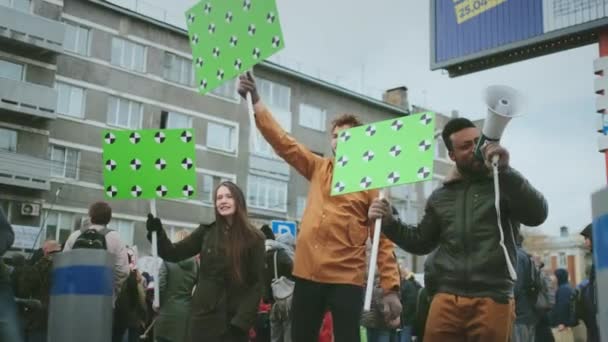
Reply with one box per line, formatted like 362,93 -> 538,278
239,72 -> 401,342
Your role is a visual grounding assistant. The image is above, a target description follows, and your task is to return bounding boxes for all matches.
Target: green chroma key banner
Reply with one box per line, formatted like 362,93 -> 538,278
185,0 -> 285,95
331,112 -> 436,196
102,129 -> 197,200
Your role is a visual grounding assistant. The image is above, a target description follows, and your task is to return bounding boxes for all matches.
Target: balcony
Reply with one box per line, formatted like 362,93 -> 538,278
0,5 -> 65,54
0,77 -> 57,119
0,149 -> 51,190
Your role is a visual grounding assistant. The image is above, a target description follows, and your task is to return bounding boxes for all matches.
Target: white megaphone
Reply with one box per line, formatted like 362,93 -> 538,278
474,85 -> 525,160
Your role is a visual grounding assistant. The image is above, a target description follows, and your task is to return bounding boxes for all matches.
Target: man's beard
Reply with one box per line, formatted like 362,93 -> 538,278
456,158 -> 486,177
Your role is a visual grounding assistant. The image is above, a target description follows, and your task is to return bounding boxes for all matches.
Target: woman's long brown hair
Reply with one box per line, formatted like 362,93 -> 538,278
214,181 -> 263,284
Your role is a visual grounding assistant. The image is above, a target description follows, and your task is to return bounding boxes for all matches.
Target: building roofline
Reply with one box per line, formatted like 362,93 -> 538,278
89,0 -> 410,116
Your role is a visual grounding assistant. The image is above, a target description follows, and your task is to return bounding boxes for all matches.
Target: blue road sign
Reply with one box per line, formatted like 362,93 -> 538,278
271,220 -> 296,237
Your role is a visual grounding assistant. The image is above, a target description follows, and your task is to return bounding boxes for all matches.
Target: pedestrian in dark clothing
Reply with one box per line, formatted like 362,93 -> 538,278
551,268 -> 576,341
399,269 -> 419,342
147,181 -> 265,342
578,224 -> 599,342
0,208 -> 23,342
261,225 -> 275,241
512,235 -> 539,342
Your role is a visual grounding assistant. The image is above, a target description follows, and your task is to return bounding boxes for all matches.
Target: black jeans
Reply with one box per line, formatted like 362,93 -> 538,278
291,277 -> 364,342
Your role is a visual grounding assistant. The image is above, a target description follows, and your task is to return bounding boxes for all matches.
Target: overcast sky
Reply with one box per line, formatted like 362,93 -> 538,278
133,0 -> 605,236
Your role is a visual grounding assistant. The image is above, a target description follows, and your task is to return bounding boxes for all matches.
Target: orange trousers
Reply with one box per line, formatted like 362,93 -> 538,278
424,292 -> 515,342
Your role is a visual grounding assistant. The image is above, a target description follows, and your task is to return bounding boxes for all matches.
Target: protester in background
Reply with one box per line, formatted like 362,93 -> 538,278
533,256 -> 555,342
265,233 -> 296,342
239,72 -> 401,342
261,225 -> 275,241
0,208 -> 23,342
550,269 -> 576,342
361,275 -> 401,342
512,234 -> 540,342
398,268 -> 420,342
147,181 -> 265,342
577,224 -> 599,342
14,240 -> 61,342
63,201 -> 129,305
113,268 -> 147,342
369,118 -> 548,342
154,229 -> 198,342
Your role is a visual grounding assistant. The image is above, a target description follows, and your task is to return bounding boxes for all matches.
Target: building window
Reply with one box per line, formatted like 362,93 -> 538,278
111,37 -> 146,72
296,196 -> 306,219
50,145 -> 79,179
162,111 -> 192,128
63,21 -> 90,56
0,59 -> 23,81
247,175 -> 288,212
108,218 -> 134,246
163,52 -> 193,86
210,80 -> 239,101
0,0 -> 30,12
56,82 -> 85,118
201,174 -> 214,203
107,96 -> 143,129
393,200 -> 419,225
252,79 -> 291,158
45,211 -> 76,244
559,252 -> 567,268
206,122 -> 236,152
0,128 -> 17,152
199,173 -> 234,203
435,139 -> 444,159
299,104 -> 326,132
258,79 -> 291,112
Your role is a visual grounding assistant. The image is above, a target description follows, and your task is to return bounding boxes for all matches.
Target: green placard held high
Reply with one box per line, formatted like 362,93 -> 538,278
331,112 -> 436,196
102,129 -> 197,200
185,0 -> 285,95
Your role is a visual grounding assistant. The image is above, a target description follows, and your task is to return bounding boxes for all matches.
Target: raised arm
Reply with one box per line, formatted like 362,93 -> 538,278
238,72 -> 322,180
146,214 -> 205,262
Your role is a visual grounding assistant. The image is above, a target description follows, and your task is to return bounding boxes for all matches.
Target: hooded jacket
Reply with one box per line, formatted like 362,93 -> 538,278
383,167 -> 548,300
264,234 -> 295,302
551,268 -> 576,327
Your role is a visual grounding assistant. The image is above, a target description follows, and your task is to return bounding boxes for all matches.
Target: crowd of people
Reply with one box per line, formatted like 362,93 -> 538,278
0,73 -> 601,342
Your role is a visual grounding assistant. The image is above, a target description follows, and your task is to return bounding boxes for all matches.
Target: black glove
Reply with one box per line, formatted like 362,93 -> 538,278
146,214 -> 163,240
237,71 -> 260,104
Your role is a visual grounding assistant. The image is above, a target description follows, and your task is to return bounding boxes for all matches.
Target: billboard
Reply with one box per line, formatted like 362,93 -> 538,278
431,0 -> 608,76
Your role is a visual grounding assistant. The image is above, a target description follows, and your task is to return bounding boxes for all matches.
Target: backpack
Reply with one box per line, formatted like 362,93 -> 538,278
72,228 -> 112,250
527,256 -> 553,314
269,250 -> 294,322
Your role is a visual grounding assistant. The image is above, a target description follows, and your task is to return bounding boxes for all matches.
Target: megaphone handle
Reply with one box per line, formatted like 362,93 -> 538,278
492,155 -> 518,280
491,154 -> 500,168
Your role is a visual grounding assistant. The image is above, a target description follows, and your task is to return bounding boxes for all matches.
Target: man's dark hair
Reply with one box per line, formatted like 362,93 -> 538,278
260,224 -> 275,240
441,118 -> 476,152
89,201 -> 112,225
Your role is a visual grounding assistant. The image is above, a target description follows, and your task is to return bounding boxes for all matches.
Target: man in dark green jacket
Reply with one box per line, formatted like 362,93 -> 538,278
369,117 -> 548,342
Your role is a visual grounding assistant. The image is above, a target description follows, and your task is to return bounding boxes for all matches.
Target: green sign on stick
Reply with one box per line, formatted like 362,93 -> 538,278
185,0 -> 285,95
102,129 -> 197,200
331,112 -> 436,196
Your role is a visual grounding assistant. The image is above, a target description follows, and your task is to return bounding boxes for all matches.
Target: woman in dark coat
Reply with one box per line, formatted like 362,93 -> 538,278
147,181 -> 266,342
